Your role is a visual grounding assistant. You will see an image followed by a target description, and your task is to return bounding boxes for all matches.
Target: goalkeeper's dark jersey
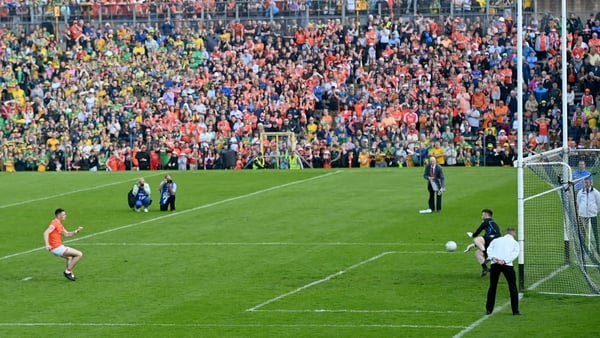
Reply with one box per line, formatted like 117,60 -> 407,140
473,218 -> 502,247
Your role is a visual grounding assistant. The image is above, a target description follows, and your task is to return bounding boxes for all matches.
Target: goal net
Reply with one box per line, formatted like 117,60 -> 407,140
522,149 -> 600,295
259,132 -> 298,169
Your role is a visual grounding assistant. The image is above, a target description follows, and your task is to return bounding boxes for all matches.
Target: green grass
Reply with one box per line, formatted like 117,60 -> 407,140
0,168 -> 597,337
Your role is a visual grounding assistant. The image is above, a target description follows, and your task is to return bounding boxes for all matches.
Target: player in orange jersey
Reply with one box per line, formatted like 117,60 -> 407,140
43,208 -> 84,281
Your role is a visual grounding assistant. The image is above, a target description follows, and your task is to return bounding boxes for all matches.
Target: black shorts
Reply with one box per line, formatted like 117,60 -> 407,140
484,236 -> 497,249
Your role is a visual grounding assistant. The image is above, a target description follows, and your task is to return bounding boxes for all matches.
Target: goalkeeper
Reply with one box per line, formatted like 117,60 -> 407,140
466,209 -> 502,277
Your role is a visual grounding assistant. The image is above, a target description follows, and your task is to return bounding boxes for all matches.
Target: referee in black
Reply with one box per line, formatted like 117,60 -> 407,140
485,227 -> 521,315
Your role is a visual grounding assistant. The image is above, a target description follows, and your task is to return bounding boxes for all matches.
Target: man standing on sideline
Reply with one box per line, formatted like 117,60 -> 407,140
468,209 -> 502,277
159,174 -> 177,211
573,160 -> 592,192
132,177 -> 152,212
486,227 -> 521,316
577,177 -> 600,252
423,156 -> 445,213
43,208 -> 84,281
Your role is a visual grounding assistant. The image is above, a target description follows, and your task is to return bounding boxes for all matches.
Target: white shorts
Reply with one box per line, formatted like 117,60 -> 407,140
51,245 -> 68,257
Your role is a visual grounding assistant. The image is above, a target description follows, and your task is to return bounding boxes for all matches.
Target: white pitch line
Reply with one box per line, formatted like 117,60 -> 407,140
526,264 -> 569,291
252,309 -> 475,314
537,291 -> 600,297
79,242 -> 436,246
0,171 -> 341,262
0,322 -> 466,329
246,251 -> 396,312
452,293 -> 524,338
452,313 -> 494,338
0,173 -> 163,209
455,256 -> 600,335
76,242 -> 444,249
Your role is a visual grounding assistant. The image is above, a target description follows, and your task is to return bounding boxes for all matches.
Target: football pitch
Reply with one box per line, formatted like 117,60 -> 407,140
0,168 -> 597,337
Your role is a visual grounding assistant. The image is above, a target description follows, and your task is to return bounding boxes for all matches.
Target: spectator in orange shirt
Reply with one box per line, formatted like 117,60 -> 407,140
535,113 -> 551,145
320,109 -> 333,130
494,100 -> 509,124
43,208 -> 84,281
482,109 -> 495,130
381,111 -> 397,128
365,26 -> 377,47
471,87 -> 488,111
294,26 -> 307,47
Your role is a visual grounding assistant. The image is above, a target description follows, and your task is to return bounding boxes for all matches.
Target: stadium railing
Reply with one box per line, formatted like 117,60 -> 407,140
1,1 -> 542,35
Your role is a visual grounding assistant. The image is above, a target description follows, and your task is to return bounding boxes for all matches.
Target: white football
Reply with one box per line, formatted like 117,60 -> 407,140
446,241 -> 457,252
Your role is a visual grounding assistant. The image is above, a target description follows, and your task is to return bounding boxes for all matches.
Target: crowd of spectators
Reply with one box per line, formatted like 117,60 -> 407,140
1,4 -> 600,172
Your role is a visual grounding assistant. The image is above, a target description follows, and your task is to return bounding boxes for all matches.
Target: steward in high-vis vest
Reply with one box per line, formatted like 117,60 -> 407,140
253,153 -> 266,169
289,152 -> 302,170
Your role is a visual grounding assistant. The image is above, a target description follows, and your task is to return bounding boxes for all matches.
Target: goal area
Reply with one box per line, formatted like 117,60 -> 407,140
522,148 -> 600,295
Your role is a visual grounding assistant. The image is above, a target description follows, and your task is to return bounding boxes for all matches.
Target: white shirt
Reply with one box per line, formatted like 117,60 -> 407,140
132,183 -> 151,196
512,119 -> 520,130
229,108 -> 243,119
379,28 -> 390,44
85,95 -> 96,110
467,108 -> 480,128
566,90 -> 575,106
193,102 -> 207,113
577,186 -> 600,218
487,234 -> 520,266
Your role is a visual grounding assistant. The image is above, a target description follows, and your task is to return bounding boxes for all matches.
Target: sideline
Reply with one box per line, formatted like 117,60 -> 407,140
252,308 -> 475,314
0,322 -> 465,329
1,171 -> 341,262
0,173 -> 163,209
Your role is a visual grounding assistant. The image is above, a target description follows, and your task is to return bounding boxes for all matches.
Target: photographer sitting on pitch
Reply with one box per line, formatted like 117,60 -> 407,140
132,178 -> 152,212
159,174 -> 177,211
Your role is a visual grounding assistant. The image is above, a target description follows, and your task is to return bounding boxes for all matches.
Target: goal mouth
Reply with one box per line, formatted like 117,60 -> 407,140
522,149 -> 600,295
258,132 -> 302,169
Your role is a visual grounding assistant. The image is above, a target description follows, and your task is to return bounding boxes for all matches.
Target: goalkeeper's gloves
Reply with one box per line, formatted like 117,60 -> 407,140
466,232 -> 473,238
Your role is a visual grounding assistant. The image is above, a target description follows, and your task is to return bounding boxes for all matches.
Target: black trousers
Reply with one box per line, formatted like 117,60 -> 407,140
592,217 -> 599,251
427,183 -> 442,211
486,264 -> 519,314
160,195 -> 176,211
580,216 -> 600,252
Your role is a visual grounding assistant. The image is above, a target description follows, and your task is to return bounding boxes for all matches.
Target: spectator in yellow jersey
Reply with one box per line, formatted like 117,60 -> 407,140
358,148 -> 371,168
306,117 -> 318,141
428,141 -> 446,165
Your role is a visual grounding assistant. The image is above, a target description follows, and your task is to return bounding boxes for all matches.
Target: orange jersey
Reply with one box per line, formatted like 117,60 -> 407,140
48,218 -> 65,250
